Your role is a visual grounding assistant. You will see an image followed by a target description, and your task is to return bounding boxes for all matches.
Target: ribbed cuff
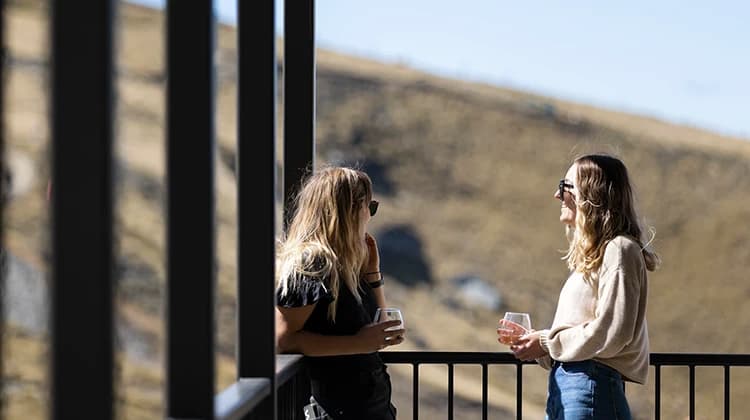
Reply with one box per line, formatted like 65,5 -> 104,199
539,329 -> 551,354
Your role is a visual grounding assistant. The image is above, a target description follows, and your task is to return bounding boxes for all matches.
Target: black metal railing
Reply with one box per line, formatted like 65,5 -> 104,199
215,355 -> 308,420
650,353 -> 750,420
50,1 -> 115,418
382,352 -> 536,420
218,351 -> 750,419
165,1 -> 216,417
374,351 -> 750,420
42,0 -> 314,417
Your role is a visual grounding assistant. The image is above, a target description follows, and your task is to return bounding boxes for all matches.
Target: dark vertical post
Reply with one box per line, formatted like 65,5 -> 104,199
237,0 -> 277,418
516,363 -> 523,420
447,364 -> 454,420
724,365 -> 730,420
165,1 -> 216,418
689,365 -> 695,420
481,364 -> 488,420
49,1 -> 115,419
283,0 -> 315,227
412,364 -> 419,419
654,365 -> 661,420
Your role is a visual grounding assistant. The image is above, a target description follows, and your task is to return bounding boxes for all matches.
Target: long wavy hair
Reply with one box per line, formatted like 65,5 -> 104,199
564,154 -> 660,277
276,165 -> 372,321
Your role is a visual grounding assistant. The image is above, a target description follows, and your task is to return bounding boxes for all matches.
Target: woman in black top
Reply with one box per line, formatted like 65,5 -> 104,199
275,165 -> 405,420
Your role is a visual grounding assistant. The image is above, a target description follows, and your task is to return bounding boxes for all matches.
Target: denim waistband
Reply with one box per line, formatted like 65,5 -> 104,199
552,360 -> 622,380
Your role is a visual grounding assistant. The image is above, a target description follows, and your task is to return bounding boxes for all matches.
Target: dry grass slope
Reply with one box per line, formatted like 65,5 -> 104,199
3,0 -> 750,418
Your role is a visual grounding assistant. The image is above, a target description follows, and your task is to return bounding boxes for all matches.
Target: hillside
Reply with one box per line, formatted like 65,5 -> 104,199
3,0 -> 750,419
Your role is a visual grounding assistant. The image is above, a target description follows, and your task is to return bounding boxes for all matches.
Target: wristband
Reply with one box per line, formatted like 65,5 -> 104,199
365,271 -> 384,288
368,278 -> 384,288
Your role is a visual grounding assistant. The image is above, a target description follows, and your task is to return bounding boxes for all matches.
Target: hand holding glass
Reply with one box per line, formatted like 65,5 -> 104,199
497,312 -> 531,345
374,308 -> 404,339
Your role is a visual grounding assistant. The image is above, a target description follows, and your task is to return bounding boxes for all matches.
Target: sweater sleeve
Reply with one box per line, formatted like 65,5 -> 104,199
536,355 -> 553,370
544,241 -> 644,362
531,328 -> 552,369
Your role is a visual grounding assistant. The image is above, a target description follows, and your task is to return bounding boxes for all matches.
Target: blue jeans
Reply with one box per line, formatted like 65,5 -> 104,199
545,360 -> 631,420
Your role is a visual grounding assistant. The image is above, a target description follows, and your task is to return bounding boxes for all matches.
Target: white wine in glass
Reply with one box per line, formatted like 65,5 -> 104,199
497,312 -> 531,345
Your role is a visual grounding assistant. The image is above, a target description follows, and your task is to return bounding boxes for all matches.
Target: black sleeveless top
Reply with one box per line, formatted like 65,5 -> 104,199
276,273 -> 384,379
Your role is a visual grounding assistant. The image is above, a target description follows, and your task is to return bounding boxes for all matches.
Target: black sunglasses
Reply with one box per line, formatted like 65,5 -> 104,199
368,200 -> 379,216
558,179 -> 574,201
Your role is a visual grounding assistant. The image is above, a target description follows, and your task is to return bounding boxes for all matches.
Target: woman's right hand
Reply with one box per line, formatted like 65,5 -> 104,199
356,320 -> 405,352
510,331 -> 547,361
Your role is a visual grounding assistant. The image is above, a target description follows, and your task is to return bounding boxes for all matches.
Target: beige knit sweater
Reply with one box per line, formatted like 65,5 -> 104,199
537,235 -> 650,384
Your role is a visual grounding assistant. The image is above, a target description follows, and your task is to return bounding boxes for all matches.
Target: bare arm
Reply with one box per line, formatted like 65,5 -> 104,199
276,304 -> 404,356
370,283 -> 387,308
364,232 -> 387,308
364,270 -> 387,309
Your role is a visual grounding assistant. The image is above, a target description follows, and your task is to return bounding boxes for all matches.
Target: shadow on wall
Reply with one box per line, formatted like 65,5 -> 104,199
377,224 -> 432,287
361,160 -> 396,198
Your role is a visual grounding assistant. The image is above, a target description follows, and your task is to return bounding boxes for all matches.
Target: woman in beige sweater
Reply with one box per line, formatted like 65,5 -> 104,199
505,154 -> 660,419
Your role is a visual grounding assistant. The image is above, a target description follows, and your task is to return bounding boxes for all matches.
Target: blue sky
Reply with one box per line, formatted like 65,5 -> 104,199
129,0 -> 750,140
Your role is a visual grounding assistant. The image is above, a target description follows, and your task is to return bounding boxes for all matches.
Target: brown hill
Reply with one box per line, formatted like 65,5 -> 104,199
3,0 -> 750,418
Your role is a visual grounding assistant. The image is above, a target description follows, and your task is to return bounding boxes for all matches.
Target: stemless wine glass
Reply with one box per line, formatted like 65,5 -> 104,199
497,312 -> 531,345
374,308 -> 404,332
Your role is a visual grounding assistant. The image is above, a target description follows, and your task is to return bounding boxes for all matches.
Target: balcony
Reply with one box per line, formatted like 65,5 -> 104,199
15,1 -> 750,419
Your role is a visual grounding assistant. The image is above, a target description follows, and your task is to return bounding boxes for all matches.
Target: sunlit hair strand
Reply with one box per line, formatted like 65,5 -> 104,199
276,165 -> 372,321
563,154 -> 660,277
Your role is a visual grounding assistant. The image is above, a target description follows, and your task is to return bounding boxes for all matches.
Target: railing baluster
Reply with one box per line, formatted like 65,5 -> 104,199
516,362 -> 523,420
689,364 -> 695,420
448,363 -> 454,420
724,365 -> 730,420
413,363 -> 420,420
481,363 -> 488,420
237,0 -> 277,417
283,0 -> 316,227
165,0 -> 216,417
50,1 -> 115,418
654,364 -> 660,420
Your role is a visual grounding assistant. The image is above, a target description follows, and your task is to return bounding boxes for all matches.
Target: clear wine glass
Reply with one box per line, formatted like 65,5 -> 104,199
374,308 -> 404,333
497,312 -> 531,346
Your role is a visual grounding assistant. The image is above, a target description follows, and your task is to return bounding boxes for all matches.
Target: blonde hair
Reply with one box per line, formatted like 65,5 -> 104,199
564,154 -> 660,277
276,165 -> 372,321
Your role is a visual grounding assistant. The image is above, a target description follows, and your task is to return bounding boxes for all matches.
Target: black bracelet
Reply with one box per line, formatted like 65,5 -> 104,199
368,278 -> 384,288
364,270 -> 383,288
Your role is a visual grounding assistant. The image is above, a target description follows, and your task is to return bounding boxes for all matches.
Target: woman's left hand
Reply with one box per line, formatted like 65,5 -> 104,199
364,232 -> 380,272
510,331 -> 547,361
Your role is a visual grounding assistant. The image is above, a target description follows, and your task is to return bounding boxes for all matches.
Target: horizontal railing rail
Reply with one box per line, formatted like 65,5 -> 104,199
650,353 -> 750,366
215,378 -> 271,420
215,355 -> 307,420
380,351 -> 750,420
